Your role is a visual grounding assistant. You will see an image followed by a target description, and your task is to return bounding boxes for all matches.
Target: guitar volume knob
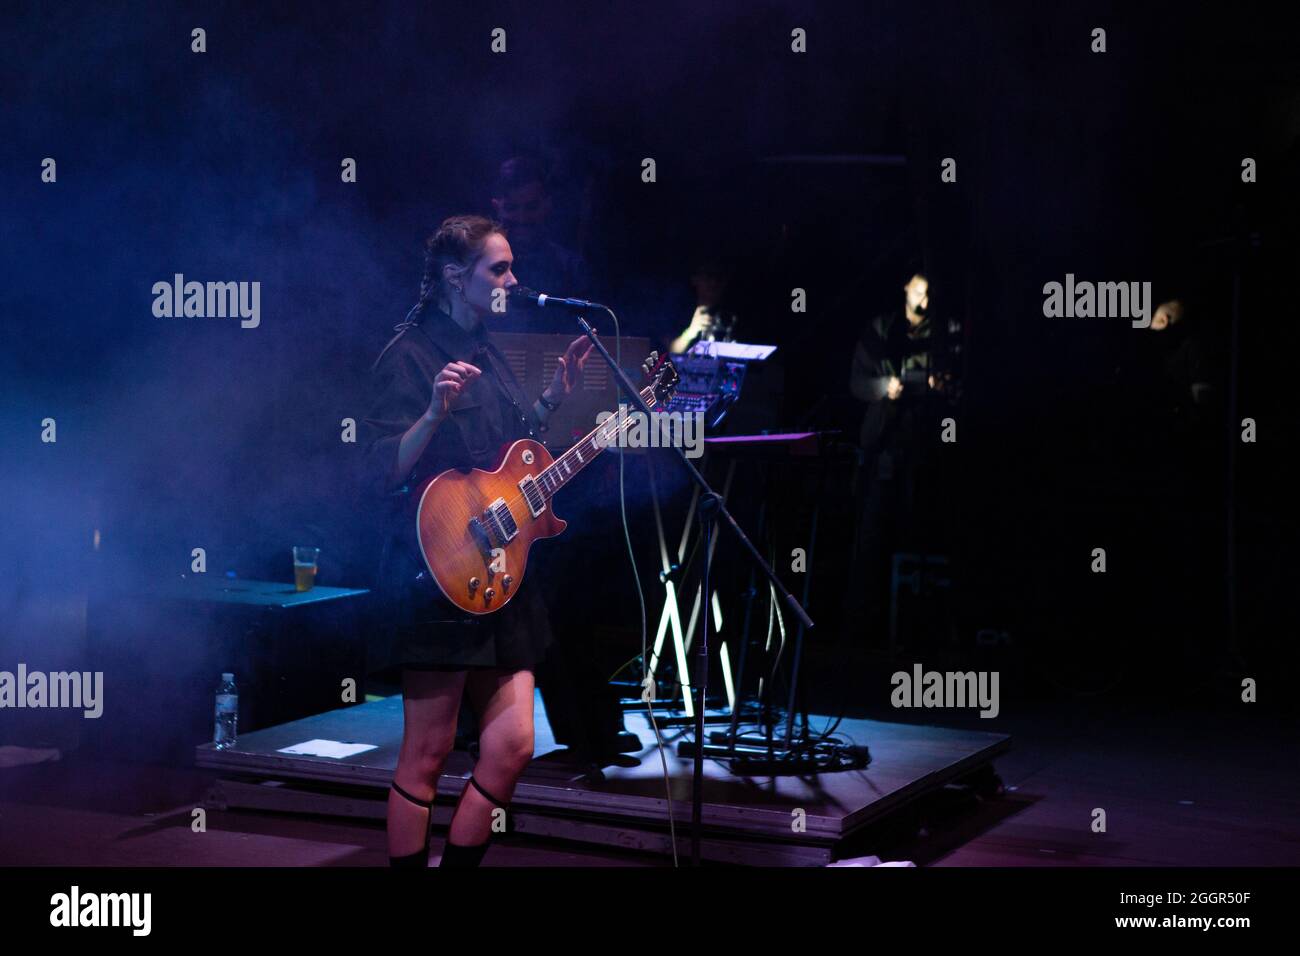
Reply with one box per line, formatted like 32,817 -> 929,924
468,577 -> 480,592
484,587 -> 496,601
502,575 -> 513,589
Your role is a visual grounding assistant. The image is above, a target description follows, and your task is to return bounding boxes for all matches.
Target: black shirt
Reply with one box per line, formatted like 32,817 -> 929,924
359,311 -> 554,673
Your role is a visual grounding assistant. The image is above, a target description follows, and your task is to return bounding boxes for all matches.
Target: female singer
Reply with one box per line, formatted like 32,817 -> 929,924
362,214 -> 592,867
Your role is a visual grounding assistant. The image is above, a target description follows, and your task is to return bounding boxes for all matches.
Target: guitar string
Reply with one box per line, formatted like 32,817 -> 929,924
495,402 -> 645,519
433,400 -> 653,574
492,385 -> 657,519
533,385 -> 656,495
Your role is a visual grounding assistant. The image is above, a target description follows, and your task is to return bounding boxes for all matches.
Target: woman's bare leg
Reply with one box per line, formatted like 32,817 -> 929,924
387,668 -> 467,857
445,667 -> 536,846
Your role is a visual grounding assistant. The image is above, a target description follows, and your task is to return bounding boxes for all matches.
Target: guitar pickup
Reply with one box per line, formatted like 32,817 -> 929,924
518,476 -> 546,518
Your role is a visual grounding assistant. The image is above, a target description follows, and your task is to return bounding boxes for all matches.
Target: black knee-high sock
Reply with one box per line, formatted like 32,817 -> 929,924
438,776 -> 506,867
438,838 -> 490,868
388,780 -> 433,868
389,846 -> 429,868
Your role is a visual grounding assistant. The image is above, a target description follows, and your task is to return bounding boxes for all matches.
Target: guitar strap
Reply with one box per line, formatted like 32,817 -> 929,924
377,318 -> 538,441
471,335 -> 539,441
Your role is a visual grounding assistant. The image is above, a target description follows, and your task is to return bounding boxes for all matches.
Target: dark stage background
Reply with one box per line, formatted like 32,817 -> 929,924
2,1 -> 1298,733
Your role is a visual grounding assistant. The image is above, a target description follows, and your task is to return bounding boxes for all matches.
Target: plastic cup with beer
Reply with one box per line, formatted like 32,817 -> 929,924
293,546 -> 320,592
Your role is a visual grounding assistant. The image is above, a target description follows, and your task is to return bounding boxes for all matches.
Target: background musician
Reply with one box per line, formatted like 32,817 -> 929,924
847,271 -> 942,637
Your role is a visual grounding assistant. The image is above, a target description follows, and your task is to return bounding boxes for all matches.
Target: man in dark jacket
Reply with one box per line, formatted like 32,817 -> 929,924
847,272 -> 939,636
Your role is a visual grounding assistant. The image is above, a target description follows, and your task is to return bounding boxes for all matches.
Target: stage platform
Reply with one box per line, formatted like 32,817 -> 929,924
196,694 -> 1009,865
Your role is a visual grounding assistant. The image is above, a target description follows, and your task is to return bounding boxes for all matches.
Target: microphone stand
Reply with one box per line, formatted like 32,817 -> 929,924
574,312 -> 815,866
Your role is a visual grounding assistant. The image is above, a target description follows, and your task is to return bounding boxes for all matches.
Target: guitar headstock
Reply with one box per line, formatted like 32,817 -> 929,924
641,351 -> 679,407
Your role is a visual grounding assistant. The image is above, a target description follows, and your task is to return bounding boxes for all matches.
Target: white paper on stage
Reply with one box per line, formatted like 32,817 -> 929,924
277,738 -> 378,759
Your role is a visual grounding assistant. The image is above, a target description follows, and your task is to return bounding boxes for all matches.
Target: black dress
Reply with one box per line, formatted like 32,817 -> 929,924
359,310 -> 555,675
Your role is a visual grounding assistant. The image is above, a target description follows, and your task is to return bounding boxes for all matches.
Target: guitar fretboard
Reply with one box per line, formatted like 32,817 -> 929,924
531,384 -> 657,500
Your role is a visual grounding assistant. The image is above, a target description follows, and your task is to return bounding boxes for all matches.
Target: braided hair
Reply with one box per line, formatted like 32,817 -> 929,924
394,214 -> 505,332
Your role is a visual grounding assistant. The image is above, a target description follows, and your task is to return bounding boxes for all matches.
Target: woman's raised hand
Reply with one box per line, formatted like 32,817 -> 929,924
549,336 -> 595,399
427,360 -> 481,421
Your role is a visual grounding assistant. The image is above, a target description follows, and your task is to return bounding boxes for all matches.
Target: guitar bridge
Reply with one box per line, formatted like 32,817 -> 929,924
480,497 -> 518,547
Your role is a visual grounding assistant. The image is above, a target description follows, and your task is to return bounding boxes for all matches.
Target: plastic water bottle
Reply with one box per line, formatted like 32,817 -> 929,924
214,673 -> 238,749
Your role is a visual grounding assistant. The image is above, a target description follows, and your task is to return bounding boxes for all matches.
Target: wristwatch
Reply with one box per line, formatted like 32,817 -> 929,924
537,391 -> 560,412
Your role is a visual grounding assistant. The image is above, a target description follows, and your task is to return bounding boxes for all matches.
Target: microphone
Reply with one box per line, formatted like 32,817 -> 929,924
510,286 -> 606,311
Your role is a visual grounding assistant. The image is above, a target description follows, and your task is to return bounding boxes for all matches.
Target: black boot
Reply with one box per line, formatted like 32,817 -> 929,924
388,780 -> 433,868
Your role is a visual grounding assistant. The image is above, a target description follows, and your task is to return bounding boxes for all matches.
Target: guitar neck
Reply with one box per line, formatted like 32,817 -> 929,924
531,384 -> 657,501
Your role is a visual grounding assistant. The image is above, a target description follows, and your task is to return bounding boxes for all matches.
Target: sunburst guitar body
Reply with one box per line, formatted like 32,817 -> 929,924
416,438 -> 564,614
414,352 -> 678,615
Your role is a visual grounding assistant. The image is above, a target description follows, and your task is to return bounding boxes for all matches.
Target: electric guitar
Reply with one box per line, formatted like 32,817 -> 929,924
415,353 -> 679,614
